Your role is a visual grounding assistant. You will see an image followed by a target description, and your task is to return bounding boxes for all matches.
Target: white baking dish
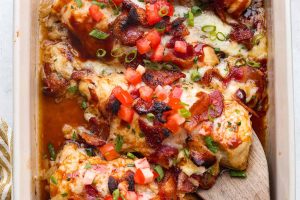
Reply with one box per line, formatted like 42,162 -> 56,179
12,0 -> 295,199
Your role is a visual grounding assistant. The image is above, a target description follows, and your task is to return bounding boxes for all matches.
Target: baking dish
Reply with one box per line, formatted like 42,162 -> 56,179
12,0 -> 295,199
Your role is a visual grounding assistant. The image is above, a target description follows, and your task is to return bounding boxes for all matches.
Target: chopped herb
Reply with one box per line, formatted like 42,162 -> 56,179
191,6 -> 202,15
127,152 -> 136,159
202,25 -> 216,33
252,33 -> 264,45
247,60 -> 261,68
179,108 -> 191,118
96,48 -> 107,58
126,124 -> 131,129
216,32 -> 227,41
214,48 -> 221,52
154,165 -> 164,181
229,170 -> 247,178
146,113 -> 155,121
92,1 -> 106,8
81,101 -> 88,109
125,49 -> 137,63
138,0 -> 144,2
193,56 -> 198,64
61,192 -> 68,197
155,22 -> 166,32
227,121 -> 232,127
139,132 -> 145,138
89,29 -> 109,40
68,85 -> 78,94
85,148 -> 94,157
180,101 -> 189,106
85,162 -> 92,169
109,0 -> 120,15
111,48 -> 124,57
217,123 -> 221,128
187,11 -> 194,27
182,148 -> 190,158
48,143 -> 56,161
204,136 -> 218,153
237,121 -> 242,126
113,189 -> 120,200
115,135 -> 123,152
50,176 -> 58,185
191,70 -> 201,82
74,0 -> 83,7
235,109 -> 240,114
235,58 -> 246,67
72,132 -> 77,141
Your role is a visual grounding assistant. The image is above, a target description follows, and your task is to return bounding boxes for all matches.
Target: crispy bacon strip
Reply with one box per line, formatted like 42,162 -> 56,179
177,172 -> 198,193
142,69 -> 186,88
230,24 -> 253,48
163,52 -> 194,69
148,145 -> 178,168
192,172 -> 217,190
158,171 -> 177,199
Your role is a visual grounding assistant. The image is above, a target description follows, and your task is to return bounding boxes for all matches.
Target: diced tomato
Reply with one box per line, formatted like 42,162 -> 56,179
113,86 -> 134,106
89,5 -> 104,22
104,196 -> 113,200
170,87 -> 183,99
134,158 -> 150,169
125,68 -> 142,85
134,168 -> 154,184
99,144 -> 120,161
174,41 -> 187,54
136,38 -> 151,54
151,44 -> 165,62
118,105 -> 134,123
154,85 -> 169,101
165,113 -> 185,133
139,86 -> 154,102
145,30 -> 161,49
168,98 -> 183,110
125,191 -> 138,200
146,4 -> 161,25
155,0 -> 174,17
136,65 -> 146,75
112,0 -> 123,6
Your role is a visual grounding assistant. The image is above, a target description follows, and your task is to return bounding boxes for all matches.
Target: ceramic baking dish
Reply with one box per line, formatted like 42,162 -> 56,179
12,0 -> 295,199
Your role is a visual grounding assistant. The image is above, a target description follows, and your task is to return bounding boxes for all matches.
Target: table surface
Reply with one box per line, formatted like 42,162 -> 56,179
1,0 -> 299,198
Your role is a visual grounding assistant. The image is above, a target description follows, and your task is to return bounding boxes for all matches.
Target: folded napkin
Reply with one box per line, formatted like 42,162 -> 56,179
0,119 -> 12,200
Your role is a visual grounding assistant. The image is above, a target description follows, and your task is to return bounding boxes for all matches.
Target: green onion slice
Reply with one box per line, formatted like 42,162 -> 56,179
67,85 -> 78,94
96,49 -> 107,58
202,25 -> 216,33
89,29 -> 109,40
48,143 -> 56,161
188,11 -> 194,27
127,152 -> 136,159
74,0 -> 83,7
204,136 -> 218,153
111,48 -> 124,57
252,33 -> 264,45
154,165 -> 164,181
191,6 -> 202,15
179,108 -> 191,118
113,189 -> 120,200
229,170 -> 247,178
84,162 -> 92,169
85,148 -> 94,157
125,49 -> 137,63
92,1 -> 106,8
155,22 -> 166,32
235,58 -> 247,67
209,32 -> 217,41
50,175 -> 58,185
81,101 -> 88,109
182,148 -> 190,158
146,113 -> 155,121
158,6 -> 169,17
247,60 -> 261,68
216,32 -> 227,41
115,135 -> 123,152
191,70 -> 201,82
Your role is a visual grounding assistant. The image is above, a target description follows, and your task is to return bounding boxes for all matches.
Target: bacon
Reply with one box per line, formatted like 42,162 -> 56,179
163,52 -> 194,69
42,71 -> 68,97
167,17 -> 190,38
185,90 -> 224,131
108,176 -> 119,194
88,117 -> 110,140
84,185 -> 99,200
142,69 -> 186,88
230,24 -> 253,48
124,170 -> 135,191
133,99 -> 153,114
200,69 -> 224,85
138,119 -> 171,148
192,172 -> 217,190
177,172 -> 198,193
78,132 -> 106,147
158,171 -> 177,199
71,70 -> 89,81
148,145 -> 178,168
122,0 -> 147,26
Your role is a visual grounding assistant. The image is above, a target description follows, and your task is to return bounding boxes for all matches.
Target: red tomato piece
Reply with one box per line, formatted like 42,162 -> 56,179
174,41 -> 187,54
146,4 -> 161,25
112,0 -> 123,6
139,86 -> 154,102
165,113 -> 185,133
168,98 -> 183,110
154,85 -> 169,101
156,0 -> 174,17
145,29 -> 161,49
125,191 -> 138,200
134,168 -> 154,184
151,44 -> 165,62
136,38 -> 151,54
170,87 -> 183,99
104,196 -> 113,200
113,86 -> 134,106
99,144 -> 120,161
134,158 -> 150,169
89,5 -> 104,22
118,105 -> 134,123
125,68 -> 142,85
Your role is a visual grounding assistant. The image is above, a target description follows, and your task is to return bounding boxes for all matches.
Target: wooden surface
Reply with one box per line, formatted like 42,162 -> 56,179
198,133 -> 270,200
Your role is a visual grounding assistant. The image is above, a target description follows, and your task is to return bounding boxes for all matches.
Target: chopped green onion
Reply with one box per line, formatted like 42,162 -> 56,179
67,85 -> 78,94
111,48 -> 124,57
109,0 -> 120,15
84,162 -> 92,169
158,6 -> 169,17
209,32 -> 217,41
125,50 -> 137,63
179,108 -> 191,118
154,165 -> 164,181
193,56 -> 198,64
202,25 -> 216,33
235,58 -> 246,67
115,135 -> 123,152
127,163 -> 135,167
81,101 -> 88,109
247,60 -> 261,68
216,32 -> 227,41
74,0 -> 83,7
180,101 -> 189,106
72,132 -> 77,141
155,22 -> 166,32
113,189 -> 120,200
229,170 -> 247,178
191,6 -> 202,15
214,48 -> 221,52
127,152 -> 136,159
191,70 -> 201,82
89,29 -> 109,40
48,143 -> 56,161
50,175 -> 58,185
187,11 -> 194,27
182,148 -> 190,158
252,33 -> 264,45
61,192 -> 68,197
85,148 -> 94,157
96,49 -> 107,58
143,59 -> 160,70
92,1 -> 106,8
146,113 -> 155,121
204,136 -> 218,153
237,121 -> 242,126
138,0 -> 144,2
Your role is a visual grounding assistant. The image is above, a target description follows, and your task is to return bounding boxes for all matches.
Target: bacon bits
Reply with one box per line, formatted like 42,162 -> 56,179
148,145 -> 178,168
230,24 -> 254,48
